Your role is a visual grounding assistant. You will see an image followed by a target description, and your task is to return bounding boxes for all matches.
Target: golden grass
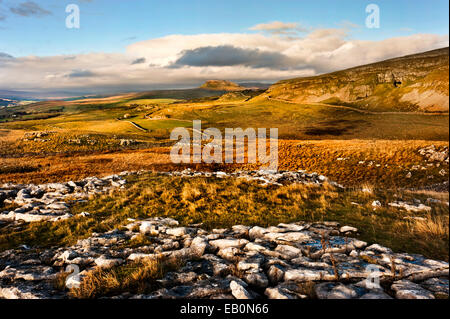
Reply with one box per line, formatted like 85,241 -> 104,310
69,257 -> 181,299
1,173 -> 448,260
1,137 -> 448,189
411,212 -> 449,239
272,139 -> 449,187
0,147 -> 173,184
122,99 -> 180,106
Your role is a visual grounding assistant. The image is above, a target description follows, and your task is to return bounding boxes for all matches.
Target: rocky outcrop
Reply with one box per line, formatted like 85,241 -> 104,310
0,173 -> 128,223
418,145 -> 449,163
1,217 -> 448,299
165,169 -> 343,188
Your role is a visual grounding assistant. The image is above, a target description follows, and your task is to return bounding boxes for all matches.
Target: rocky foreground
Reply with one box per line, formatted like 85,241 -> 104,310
0,217 -> 448,299
0,169 -> 448,299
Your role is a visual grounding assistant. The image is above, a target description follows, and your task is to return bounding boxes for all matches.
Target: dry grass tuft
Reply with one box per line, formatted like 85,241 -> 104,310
411,212 -> 449,239
69,257 -> 181,299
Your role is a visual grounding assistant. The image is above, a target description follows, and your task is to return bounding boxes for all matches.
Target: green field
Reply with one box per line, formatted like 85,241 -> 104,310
1,95 -> 448,142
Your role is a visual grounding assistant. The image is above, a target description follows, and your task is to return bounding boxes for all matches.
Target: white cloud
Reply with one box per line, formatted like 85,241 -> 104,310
399,27 -> 414,32
249,21 -> 308,34
338,20 -> 361,30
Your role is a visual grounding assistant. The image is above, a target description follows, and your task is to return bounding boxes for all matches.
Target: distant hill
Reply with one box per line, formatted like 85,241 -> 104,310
133,88 -> 228,100
259,48 -> 449,112
200,80 -> 246,91
217,89 -> 267,102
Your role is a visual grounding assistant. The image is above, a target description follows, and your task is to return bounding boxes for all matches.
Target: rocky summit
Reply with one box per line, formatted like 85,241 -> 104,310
0,214 -> 448,299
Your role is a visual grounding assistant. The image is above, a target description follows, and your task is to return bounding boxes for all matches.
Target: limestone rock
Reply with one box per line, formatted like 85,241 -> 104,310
391,280 -> 435,299
94,255 -> 124,269
210,239 -> 249,250
230,280 -> 253,299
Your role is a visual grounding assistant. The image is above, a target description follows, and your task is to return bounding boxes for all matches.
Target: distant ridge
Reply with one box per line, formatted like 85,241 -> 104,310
260,48 -> 449,112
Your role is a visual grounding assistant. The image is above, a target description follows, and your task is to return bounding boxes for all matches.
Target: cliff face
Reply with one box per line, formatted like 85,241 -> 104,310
261,48 -> 449,112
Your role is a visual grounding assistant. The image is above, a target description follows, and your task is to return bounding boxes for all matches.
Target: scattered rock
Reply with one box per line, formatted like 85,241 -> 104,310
210,239 -> 249,250
391,280 -> 435,299
372,201 -> 382,208
0,174 -> 129,223
340,226 -> 358,234
230,280 -> 253,299
420,278 -> 449,298
267,265 -> 285,284
360,291 -> 393,299
388,201 -> 431,213
94,255 -> 124,269
275,245 -> 302,260
265,286 -> 296,299
168,169 -> 343,188
244,272 -> 269,288
418,146 -> 449,163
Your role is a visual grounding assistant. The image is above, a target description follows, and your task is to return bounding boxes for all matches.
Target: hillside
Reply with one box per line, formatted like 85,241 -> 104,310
260,48 -> 449,112
216,89 -> 266,102
200,80 -> 246,91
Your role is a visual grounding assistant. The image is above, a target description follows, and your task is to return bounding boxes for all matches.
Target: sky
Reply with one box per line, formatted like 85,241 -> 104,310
0,0 -> 449,96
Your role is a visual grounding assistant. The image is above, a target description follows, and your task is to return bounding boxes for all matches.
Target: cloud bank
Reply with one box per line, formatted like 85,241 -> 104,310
0,25 -> 448,94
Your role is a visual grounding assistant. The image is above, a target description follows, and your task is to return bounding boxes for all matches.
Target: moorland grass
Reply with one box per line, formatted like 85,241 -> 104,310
1,173 -> 448,261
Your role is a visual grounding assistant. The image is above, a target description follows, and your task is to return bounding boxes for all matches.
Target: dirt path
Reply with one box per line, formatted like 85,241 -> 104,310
123,120 -> 149,132
267,97 -> 449,116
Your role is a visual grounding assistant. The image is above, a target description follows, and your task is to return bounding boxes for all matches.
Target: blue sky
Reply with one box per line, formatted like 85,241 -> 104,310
1,0 -> 448,57
0,0 -> 448,94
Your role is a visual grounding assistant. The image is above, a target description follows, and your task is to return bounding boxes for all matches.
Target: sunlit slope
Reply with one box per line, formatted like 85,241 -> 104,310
143,98 -> 449,140
259,47 -> 449,112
